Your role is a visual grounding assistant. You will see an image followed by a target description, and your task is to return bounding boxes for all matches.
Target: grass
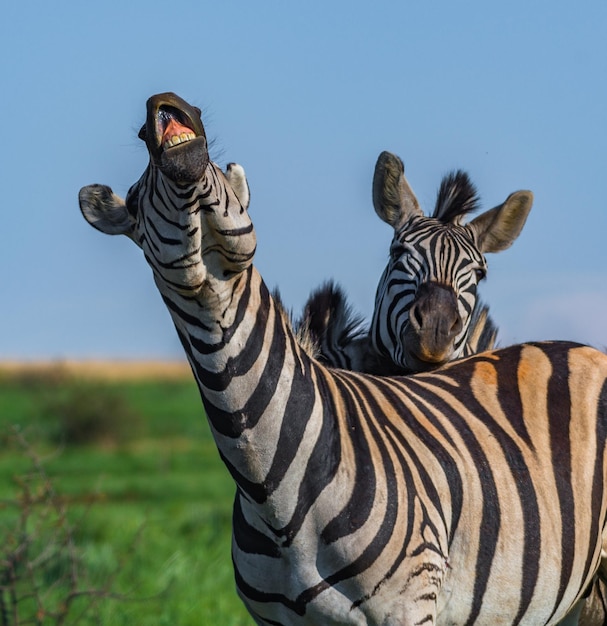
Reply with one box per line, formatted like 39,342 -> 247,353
0,366 -> 253,625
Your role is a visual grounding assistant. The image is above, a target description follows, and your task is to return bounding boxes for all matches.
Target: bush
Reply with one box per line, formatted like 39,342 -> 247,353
37,384 -> 143,447
0,427 -> 132,625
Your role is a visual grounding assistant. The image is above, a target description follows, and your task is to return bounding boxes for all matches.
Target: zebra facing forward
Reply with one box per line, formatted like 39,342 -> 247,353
80,91 -> 607,625
300,153 -> 527,375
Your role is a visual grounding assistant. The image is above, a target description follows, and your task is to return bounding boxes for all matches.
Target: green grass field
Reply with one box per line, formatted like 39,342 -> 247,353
0,366 -> 252,625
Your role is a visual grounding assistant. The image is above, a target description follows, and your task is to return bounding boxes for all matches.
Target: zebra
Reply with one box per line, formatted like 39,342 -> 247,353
299,153 -> 527,376
79,91 -> 607,625
369,152 -> 532,373
298,159 -> 607,626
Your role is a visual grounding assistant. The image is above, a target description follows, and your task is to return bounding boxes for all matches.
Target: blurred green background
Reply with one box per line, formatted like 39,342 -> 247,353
0,364 -> 251,625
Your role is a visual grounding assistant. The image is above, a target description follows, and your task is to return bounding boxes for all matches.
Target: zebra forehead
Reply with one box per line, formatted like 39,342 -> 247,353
396,220 -> 481,255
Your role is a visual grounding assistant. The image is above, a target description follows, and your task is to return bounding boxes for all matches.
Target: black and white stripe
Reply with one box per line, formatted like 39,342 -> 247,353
79,92 -> 607,625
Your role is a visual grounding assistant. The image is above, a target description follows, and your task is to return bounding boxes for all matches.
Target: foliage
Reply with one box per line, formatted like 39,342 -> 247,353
38,384 -> 143,447
0,427 -> 137,625
0,370 -> 251,624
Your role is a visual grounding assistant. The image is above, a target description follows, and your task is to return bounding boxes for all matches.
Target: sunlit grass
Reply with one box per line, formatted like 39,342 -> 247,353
0,370 -> 252,624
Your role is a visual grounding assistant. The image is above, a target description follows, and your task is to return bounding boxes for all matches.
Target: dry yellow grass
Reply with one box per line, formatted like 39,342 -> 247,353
0,359 -> 192,381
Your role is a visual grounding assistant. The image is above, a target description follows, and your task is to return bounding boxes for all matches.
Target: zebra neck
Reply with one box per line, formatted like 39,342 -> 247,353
162,266 -> 320,493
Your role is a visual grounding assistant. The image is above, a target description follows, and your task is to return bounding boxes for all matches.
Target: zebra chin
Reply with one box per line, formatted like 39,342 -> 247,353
400,329 -> 459,372
157,136 -> 209,184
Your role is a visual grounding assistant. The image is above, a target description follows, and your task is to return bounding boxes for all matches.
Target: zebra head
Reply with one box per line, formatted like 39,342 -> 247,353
78,92 -> 254,302
370,151 -> 533,372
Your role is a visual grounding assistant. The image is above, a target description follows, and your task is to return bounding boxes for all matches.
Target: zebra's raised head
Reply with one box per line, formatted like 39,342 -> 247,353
370,150 -> 532,372
79,92 -> 254,308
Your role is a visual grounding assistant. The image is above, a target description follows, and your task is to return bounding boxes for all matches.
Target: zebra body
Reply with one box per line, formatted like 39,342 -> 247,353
299,159 -> 607,626
79,92 -> 607,625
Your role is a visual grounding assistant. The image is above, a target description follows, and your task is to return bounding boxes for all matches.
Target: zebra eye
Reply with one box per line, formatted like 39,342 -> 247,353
389,242 -> 406,260
474,268 -> 487,281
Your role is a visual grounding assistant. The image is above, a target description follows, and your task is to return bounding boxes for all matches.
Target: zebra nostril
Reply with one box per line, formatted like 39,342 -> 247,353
450,316 -> 463,337
410,302 -> 424,331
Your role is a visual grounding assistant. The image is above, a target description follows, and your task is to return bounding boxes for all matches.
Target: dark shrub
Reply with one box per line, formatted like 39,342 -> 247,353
38,384 -> 143,446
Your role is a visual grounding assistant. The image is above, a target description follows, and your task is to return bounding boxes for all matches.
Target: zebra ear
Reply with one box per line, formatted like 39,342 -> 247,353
468,190 -> 533,253
79,184 -> 134,236
225,163 -> 250,210
372,151 -> 422,229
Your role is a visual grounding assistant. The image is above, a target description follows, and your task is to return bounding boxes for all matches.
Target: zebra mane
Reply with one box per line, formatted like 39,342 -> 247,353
432,170 -> 480,224
301,279 -> 366,338
465,298 -> 499,354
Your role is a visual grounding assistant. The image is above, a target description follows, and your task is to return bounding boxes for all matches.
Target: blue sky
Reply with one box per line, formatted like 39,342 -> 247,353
2,1 -> 606,360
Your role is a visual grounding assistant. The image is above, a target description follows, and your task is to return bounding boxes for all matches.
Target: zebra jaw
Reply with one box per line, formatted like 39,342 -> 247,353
403,337 -> 457,371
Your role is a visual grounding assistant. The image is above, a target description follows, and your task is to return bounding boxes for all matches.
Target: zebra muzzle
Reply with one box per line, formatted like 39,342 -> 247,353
404,282 -> 463,368
139,92 -> 210,183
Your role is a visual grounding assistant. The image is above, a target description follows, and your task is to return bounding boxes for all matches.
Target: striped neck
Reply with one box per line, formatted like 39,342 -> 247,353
162,265 -> 320,497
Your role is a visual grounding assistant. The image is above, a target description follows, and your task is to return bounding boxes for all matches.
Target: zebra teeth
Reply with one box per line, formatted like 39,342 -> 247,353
162,132 -> 196,151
